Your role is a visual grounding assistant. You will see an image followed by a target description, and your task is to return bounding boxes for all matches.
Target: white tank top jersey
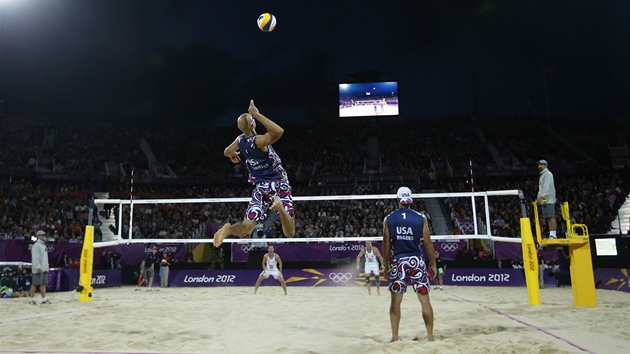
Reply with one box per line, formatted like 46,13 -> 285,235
265,254 -> 278,271
365,248 -> 378,265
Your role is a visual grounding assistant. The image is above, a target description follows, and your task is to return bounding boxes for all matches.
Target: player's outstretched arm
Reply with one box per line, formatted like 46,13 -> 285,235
224,138 -> 241,163
355,249 -> 365,269
249,100 -> 284,147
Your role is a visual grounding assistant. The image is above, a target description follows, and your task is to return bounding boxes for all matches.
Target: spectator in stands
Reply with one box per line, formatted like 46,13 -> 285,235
1,268 -> 19,298
538,246 -> 546,289
102,251 -> 119,270
16,267 -> 31,292
548,259 -> 561,287
209,245 -> 225,270
58,253 -> 71,268
492,213 -> 506,236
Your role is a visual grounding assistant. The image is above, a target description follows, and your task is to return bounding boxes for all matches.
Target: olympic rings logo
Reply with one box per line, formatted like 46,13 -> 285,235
440,243 -> 459,252
355,185 -> 372,194
240,244 -> 254,252
328,272 -> 353,283
458,220 -> 474,233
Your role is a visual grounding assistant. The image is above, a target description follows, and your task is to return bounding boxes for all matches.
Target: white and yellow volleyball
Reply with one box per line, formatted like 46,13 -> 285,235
257,13 -> 276,32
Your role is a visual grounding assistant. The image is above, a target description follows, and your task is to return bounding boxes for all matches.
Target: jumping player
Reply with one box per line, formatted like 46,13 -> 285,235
254,245 -> 288,295
213,100 -> 295,247
355,240 -> 385,295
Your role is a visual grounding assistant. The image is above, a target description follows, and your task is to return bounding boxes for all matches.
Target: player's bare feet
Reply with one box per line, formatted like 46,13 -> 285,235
213,223 -> 231,247
413,334 -> 435,341
269,196 -> 282,211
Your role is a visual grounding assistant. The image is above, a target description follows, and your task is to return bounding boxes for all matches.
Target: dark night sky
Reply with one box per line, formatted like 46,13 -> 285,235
1,0 -> 628,127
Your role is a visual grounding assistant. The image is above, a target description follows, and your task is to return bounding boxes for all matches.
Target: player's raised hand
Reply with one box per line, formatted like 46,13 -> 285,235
229,151 -> 241,163
248,99 -> 260,117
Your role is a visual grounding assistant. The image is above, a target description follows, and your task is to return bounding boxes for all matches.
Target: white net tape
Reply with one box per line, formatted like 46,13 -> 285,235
93,189 -> 524,248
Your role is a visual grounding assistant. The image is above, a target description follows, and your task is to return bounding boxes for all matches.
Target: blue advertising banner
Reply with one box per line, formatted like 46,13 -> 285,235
0,239 -> 186,267
44,267 -> 630,292
168,269 -> 364,287
54,269 -> 122,291
165,268 -> 559,288
230,240 -> 468,263
594,268 -> 629,293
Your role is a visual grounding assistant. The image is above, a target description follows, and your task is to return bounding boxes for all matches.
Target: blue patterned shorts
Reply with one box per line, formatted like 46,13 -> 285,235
388,256 -> 430,294
246,179 -> 295,222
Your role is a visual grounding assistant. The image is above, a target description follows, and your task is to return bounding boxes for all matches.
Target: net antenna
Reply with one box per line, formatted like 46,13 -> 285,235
469,156 -> 480,239
128,168 -> 135,240
92,189 -> 524,249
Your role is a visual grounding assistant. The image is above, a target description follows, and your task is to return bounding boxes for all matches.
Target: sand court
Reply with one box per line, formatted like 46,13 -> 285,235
1,286 -> 628,354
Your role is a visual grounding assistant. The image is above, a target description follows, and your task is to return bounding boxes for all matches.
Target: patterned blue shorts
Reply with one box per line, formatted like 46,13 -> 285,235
388,256 -> 430,294
246,179 -> 294,223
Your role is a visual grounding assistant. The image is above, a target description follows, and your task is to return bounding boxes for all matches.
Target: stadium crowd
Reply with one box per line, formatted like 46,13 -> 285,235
1,115 -> 628,260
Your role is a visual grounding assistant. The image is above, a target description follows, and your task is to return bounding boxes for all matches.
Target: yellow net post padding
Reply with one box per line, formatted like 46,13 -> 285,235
530,201 -> 597,307
78,225 -> 94,302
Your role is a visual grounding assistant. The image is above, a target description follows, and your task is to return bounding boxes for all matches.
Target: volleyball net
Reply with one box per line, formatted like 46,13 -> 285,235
92,189 -> 525,249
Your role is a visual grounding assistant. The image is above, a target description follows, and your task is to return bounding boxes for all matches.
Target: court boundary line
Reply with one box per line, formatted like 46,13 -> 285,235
445,292 -> 595,354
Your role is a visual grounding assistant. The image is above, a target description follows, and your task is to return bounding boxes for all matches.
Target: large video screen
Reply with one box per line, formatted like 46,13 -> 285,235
339,81 -> 399,118
594,238 -> 617,256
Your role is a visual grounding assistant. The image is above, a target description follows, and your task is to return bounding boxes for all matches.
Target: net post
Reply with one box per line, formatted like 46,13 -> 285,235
519,217 -> 541,305
88,196 -> 94,226
518,190 -> 527,219
78,225 -> 95,302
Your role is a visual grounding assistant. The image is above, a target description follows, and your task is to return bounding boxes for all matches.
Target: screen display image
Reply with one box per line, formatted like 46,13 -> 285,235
339,81 -> 399,117
594,238 -> 618,256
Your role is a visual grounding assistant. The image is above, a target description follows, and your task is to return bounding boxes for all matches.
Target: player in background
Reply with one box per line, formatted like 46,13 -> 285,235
355,240 -> 385,295
254,245 -> 288,295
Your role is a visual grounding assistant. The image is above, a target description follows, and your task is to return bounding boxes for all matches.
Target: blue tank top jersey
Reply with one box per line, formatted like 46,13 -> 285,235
385,208 -> 425,259
238,134 -> 287,185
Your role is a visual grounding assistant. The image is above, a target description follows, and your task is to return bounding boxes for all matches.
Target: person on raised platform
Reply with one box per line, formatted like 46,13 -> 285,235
213,100 -> 295,247
537,159 -> 558,239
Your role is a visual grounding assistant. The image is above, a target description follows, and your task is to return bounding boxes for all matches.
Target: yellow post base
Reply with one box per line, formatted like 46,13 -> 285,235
532,201 -> 597,307
79,225 -> 95,302
520,218 -> 540,305
569,238 -> 598,307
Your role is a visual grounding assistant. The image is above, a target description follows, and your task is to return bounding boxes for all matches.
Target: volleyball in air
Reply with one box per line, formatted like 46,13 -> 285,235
257,13 -> 276,32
